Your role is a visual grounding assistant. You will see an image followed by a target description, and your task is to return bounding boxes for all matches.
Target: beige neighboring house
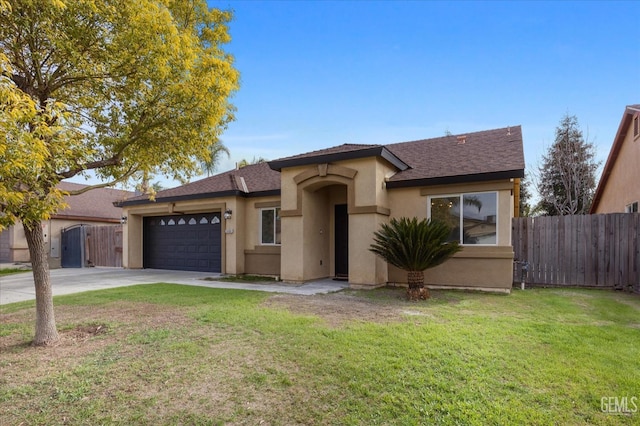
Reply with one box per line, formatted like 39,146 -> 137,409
0,182 -> 132,268
590,104 -> 640,214
120,126 -> 525,292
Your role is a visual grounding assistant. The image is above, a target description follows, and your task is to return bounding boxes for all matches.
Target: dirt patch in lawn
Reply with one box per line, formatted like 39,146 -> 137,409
262,289 -> 418,327
0,302 -> 195,388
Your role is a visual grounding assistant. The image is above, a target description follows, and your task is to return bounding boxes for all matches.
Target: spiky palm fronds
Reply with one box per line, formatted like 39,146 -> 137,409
369,217 -> 461,298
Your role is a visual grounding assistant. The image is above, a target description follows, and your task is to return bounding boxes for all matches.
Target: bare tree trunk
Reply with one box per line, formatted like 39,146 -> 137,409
407,270 -> 429,300
23,222 -> 60,346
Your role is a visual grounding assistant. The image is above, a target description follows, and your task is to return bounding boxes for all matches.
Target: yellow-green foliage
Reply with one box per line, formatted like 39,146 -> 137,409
0,54 -> 67,228
0,0 -> 239,229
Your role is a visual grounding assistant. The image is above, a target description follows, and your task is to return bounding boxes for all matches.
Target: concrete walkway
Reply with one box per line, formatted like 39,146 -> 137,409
0,267 -> 348,305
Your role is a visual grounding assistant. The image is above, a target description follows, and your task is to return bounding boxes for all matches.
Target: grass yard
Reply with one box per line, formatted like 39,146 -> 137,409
0,267 -> 30,276
1,285 -> 639,425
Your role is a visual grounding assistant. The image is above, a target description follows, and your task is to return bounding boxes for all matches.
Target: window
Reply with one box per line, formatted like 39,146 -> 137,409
626,202 -> 639,213
260,207 -> 281,244
428,192 -> 498,245
634,115 -> 639,138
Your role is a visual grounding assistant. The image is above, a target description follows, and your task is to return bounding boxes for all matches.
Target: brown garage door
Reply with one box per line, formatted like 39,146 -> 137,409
143,213 -> 221,272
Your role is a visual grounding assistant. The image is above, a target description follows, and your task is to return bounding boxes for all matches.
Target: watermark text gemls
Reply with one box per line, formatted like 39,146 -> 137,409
601,396 -> 638,415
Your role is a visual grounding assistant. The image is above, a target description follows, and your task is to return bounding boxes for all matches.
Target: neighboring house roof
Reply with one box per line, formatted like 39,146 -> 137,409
119,125 -> 525,206
590,104 -> 640,213
55,182 -> 134,222
121,162 -> 281,206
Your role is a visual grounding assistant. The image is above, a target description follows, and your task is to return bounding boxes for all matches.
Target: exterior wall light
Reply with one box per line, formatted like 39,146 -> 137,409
223,209 -> 232,220
120,216 -> 128,224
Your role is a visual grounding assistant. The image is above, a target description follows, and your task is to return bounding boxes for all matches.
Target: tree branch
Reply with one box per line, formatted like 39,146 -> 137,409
63,165 -> 138,196
57,154 -> 123,179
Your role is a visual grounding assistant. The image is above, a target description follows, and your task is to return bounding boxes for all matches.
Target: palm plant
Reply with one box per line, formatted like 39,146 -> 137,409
201,142 -> 230,177
369,217 -> 461,300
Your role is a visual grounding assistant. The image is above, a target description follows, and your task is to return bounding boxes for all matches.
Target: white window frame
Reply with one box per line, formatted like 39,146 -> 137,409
427,191 -> 499,246
626,202 -> 638,213
259,207 -> 281,245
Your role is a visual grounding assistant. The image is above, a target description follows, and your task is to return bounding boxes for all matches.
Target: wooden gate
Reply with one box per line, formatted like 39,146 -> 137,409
86,225 -> 123,267
512,214 -> 639,292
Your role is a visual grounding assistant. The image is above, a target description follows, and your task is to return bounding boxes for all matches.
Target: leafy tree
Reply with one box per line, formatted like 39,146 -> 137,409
0,0 -> 239,345
518,174 -> 533,217
369,217 -> 461,300
536,114 -> 599,215
201,142 -> 230,176
237,156 -> 267,168
134,175 -> 165,195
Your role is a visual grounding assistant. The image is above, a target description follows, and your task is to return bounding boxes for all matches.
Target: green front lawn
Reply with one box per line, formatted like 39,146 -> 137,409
1,285 -> 638,425
0,267 -> 30,276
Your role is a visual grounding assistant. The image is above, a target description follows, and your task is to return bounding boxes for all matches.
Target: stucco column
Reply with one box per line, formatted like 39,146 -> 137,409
123,213 -> 143,268
280,215 -> 305,282
348,212 -> 387,288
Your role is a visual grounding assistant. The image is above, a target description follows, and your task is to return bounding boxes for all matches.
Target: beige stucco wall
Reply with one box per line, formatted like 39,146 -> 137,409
386,179 -> 516,291
348,212 -> 388,287
594,119 -> 640,213
244,196 -> 282,276
6,224 -> 30,263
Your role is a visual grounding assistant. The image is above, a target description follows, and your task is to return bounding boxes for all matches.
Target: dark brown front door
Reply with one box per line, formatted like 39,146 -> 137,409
334,204 -> 348,278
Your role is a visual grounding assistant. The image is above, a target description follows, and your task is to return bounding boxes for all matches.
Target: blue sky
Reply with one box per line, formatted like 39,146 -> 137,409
209,1 -> 638,174
73,1 -> 640,192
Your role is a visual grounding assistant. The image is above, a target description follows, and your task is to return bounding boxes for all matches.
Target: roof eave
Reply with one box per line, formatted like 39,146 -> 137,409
380,147 -> 410,171
118,189 -> 282,207
50,214 -> 122,223
268,146 -> 409,171
385,169 -> 524,189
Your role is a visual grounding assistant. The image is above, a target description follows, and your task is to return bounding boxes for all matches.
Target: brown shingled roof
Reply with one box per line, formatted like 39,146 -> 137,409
120,126 -> 525,206
386,126 -> 525,187
274,143 -> 381,161
122,162 -> 281,206
55,182 -> 134,221
268,143 -> 409,172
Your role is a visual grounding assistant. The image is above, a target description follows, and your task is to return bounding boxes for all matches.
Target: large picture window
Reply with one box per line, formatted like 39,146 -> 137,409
428,192 -> 498,245
260,207 -> 281,245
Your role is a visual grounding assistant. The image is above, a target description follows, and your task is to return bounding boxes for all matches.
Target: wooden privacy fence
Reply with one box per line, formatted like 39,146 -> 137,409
86,225 -> 123,267
512,214 -> 639,292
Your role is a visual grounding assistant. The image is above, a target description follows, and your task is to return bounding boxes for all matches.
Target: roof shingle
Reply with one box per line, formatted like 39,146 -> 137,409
120,126 -> 525,205
387,126 -> 525,184
124,162 -> 281,205
56,182 -> 133,221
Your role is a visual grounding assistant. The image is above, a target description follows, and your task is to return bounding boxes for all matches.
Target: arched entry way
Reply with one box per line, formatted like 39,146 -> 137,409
299,180 -> 349,281
278,163 -> 388,287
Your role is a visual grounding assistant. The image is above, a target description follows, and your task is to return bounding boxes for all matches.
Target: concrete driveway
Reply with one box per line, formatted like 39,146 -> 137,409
0,267 -> 348,305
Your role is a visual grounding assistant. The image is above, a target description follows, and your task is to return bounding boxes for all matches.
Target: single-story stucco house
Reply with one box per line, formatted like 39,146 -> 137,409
119,126 -> 525,292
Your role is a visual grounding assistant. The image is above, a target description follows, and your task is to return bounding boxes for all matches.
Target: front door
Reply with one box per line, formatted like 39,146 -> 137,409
334,204 -> 348,278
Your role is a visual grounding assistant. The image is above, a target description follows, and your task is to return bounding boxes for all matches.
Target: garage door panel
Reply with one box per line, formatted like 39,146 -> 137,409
143,213 -> 221,272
